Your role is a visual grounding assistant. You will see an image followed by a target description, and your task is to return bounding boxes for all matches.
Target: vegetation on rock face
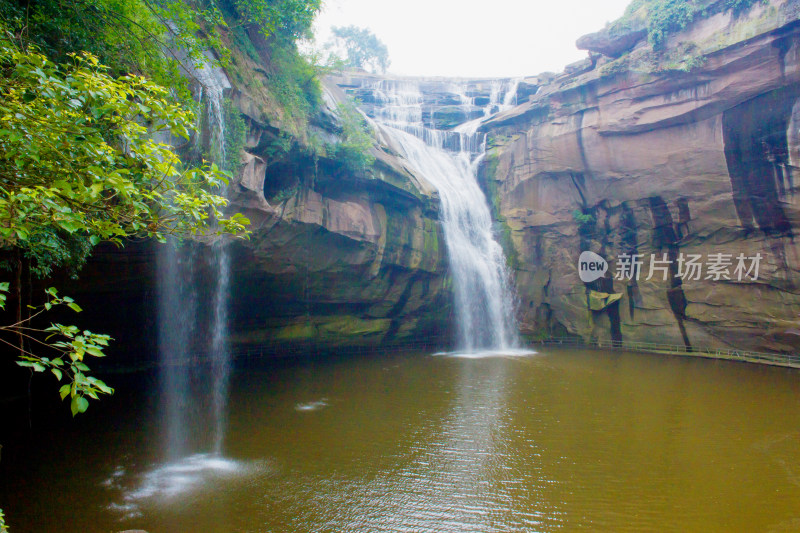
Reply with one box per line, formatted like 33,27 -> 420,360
228,0 -> 320,41
0,38 -> 248,249
332,99 -> 376,172
325,25 -> 390,74
621,0 -> 769,49
0,0 -> 228,101
0,0 -> 330,416
223,97 -> 248,173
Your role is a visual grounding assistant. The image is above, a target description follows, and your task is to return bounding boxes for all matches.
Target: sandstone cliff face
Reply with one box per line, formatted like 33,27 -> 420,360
481,0 -> 800,353
221,77 -> 451,350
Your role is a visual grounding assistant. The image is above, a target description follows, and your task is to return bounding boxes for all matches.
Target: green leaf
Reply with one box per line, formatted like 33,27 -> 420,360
85,345 -> 105,357
94,380 -> 114,395
70,395 -> 89,416
59,384 -> 71,400
52,368 -> 63,380
67,302 -> 83,313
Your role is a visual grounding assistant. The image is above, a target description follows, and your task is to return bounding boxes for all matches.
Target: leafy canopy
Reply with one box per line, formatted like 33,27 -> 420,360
325,25 -> 390,74
0,0 -> 229,101
228,0 -> 321,40
0,30 -> 248,418
0,33 -> 249,255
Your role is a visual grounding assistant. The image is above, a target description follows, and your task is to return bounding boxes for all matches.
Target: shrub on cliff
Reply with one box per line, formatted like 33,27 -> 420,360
332,100 -> 376,172
621,0 -> 769,49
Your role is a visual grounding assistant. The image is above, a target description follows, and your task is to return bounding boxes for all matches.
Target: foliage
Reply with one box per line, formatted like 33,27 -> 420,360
332,100 -> 375,172
0,508 -> 6,533
619,0 -> 768,50
227,0 -> 320,40
0,0 -> 228,103
264,39 -> 321,129
0,30 -> 249,416
726,0 -> 768,15
0,35 -> 249,256
223,97 -> 247,174
572,209 -> 595,227
325,25 -> 390,74
655,41 -> 707,72
645,0 -> 702,49
600,54 -> 632,77
0,285 -> 113,416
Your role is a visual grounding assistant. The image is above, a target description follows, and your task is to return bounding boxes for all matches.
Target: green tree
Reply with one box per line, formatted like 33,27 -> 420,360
325,25 -> 390,74
228,0 -> 321,40
0,30 -> 249,414
0,0 -> 228,101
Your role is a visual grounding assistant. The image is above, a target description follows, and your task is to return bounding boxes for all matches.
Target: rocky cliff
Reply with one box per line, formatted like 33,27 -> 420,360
63,36 -> 460,358
480,0 -> 800,353
63,0 -> 800,358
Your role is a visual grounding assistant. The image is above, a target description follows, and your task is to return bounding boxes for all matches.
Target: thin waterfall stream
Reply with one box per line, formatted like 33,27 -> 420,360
364,79 -> 521,353
125,55 -> 238,508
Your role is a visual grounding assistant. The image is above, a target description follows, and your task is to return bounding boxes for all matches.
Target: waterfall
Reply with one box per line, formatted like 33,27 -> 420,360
157,241 -> 197,460
193,52 -> 227,164
156,51 -> 232,459
365,79 -> 520,352
210,240 -> 231,454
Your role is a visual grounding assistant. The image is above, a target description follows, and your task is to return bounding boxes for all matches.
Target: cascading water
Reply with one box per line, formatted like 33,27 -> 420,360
366,79 -> 521,352
156,240 -> 197,461
209,238 -> 231,455
156,53 -> 232,459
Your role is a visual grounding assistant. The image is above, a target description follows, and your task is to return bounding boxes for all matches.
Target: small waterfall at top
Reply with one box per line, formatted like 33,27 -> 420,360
365,79 -> 521,353
157,51 -> 232,460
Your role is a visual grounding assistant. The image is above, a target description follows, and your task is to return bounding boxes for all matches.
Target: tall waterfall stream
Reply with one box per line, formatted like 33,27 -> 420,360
363,79 -> 521,352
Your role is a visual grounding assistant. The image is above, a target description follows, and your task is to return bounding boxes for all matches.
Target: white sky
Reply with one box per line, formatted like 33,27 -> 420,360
312,0 -> 634,78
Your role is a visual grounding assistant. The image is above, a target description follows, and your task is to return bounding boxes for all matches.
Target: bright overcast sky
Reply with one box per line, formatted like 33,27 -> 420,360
313,0 -> 634,78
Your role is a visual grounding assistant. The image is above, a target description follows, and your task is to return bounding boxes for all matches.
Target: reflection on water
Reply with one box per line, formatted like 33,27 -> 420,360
3,348 -> 800,532
294,399 -> 329,412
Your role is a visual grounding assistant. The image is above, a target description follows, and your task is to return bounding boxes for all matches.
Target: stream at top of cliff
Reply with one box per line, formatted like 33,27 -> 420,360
2,347 -> 800,532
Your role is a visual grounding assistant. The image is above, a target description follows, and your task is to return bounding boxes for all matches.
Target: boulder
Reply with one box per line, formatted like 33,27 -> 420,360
576,27 -> 647,58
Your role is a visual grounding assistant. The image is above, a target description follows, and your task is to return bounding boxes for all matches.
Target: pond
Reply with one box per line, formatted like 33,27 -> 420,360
2,348 -> 800,532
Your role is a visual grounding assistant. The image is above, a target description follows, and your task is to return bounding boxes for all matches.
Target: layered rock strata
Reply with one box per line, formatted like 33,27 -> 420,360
480,0 -> 800,353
